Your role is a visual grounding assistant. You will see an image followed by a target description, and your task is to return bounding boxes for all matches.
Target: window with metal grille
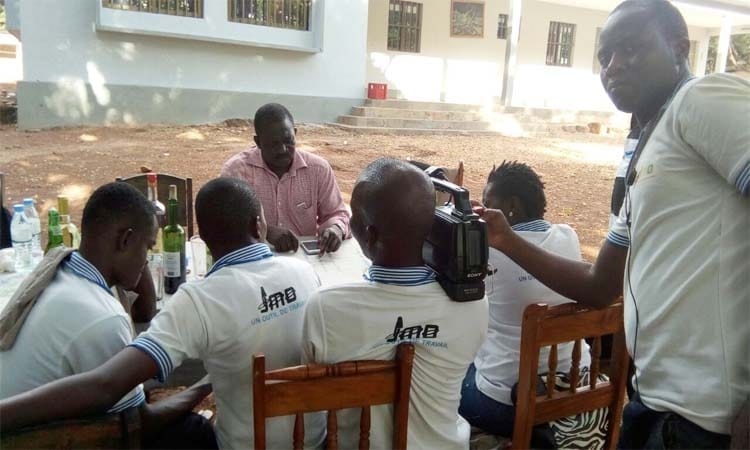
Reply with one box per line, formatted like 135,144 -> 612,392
102,0 -> 203,18
546,21 -> 576,67
497,14 -> 508,39
229,0 -> 311,31
388,0 -> 422,53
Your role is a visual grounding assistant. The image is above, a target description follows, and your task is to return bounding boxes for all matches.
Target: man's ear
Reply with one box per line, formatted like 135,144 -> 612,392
672,37 -> 690,64
365,224 -> 378,251
509,196 -> 524,216
255,206 -> 268,241
117,228 -> 134,252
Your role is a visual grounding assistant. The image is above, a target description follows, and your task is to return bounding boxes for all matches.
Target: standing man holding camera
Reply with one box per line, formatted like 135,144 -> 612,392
476,1 -> 749,448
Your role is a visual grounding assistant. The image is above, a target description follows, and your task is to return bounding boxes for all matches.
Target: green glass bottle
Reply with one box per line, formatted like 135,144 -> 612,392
163,185 -> 186,294
45,208 -> 64,254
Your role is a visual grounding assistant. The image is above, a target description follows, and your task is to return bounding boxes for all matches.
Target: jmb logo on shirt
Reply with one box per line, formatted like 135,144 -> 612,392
258,286 -> 297,313
385,316 -> 440,343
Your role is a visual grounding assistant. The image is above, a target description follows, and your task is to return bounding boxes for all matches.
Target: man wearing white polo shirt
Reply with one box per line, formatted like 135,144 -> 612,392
474,1 -> 749,448
0,178 -> 324,450
0,182 -> 215,448
302,158 -> 488,450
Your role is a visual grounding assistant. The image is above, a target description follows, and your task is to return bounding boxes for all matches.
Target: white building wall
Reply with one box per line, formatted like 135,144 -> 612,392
366,0 -> 509,104
17,0 -> 368,128
0,32 -> 22,84
366,0 -> 717,111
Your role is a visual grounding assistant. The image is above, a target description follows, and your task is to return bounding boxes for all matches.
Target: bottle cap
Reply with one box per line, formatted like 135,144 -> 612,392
169,185 -> 177,200
148,173 -> 157,185
13,204 -> 24,212
23,198 -> 35,206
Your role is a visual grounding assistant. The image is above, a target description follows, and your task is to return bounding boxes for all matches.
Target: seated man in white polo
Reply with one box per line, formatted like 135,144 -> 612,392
0,182 -> 215,449
0,178 -> 324,449
302,158 -> 488,449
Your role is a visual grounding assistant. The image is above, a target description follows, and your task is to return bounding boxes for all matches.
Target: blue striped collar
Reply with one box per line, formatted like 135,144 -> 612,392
512,219 -> 552,232
206,243 -> 273,277
363,265 -> 437,286
63,251 -> 113,297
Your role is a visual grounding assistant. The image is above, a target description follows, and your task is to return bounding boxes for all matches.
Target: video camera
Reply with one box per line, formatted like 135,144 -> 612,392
421,167 -> 488,302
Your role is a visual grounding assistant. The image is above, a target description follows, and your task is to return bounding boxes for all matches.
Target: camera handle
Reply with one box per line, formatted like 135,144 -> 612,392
430,178 -> 477,219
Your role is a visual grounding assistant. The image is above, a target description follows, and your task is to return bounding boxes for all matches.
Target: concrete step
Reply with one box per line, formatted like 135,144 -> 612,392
350,106 -> 481,121
364,99 -> 483,113
338,115 -> 491,131
328,123 -> 506,136
331,120 -> 586,137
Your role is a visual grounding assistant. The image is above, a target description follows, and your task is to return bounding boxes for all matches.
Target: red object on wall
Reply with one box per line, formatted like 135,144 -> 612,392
367,83 -> 388,100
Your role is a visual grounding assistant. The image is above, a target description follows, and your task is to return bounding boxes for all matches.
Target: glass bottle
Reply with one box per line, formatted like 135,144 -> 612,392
146,173 -> 166,300
45,208 -> 64,254
57,196 -> 81,249
163,185 -> 186,294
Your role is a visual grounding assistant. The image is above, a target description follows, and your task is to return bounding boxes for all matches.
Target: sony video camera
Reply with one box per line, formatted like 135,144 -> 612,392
421,167 -> 488,302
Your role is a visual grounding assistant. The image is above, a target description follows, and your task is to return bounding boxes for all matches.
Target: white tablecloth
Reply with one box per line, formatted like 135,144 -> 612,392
0,238 -> 370,313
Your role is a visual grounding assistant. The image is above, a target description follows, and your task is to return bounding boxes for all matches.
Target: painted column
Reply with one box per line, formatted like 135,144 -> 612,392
501,0 -> 522,107
716,15 -> 732,73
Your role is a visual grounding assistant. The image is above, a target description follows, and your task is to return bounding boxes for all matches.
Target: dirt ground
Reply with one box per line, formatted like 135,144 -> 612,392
0,123 -> 626,261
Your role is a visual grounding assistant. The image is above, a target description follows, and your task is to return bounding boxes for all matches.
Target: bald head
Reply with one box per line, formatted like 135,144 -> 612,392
351,158 -> 435,264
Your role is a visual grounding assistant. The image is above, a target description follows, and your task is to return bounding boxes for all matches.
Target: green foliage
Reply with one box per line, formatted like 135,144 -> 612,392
0,4 -> 5,31
707,34 -> 750,74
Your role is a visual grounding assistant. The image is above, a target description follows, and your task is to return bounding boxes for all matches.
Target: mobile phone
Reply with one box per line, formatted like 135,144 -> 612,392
300,240 -> 320,255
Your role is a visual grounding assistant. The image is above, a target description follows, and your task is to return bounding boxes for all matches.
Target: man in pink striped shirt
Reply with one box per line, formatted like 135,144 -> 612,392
221,103 -> 350,254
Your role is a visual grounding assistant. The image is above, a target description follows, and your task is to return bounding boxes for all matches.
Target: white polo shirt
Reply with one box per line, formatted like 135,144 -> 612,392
607,73 -> 750,434
0,252 -> 145,413
130,243 -> 325,450
474,220 -> 590,405
302,265 -> 488,450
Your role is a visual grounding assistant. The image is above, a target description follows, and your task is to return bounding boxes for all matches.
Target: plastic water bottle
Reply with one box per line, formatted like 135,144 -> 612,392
11,204 -> 33,272
23,198 -> 43,262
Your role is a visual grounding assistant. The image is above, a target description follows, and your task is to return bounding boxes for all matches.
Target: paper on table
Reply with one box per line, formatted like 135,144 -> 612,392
277,237 -> 370,288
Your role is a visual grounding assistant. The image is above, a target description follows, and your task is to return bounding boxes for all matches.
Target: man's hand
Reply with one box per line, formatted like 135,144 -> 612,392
318,226 -> 343,256
267,225 -> 299,253
474,207 -> 513,252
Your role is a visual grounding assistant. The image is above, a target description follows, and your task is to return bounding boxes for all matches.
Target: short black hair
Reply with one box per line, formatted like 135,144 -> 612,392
254,103 -> 294,135
82,182 -> 155,236
195,177 -> 262,242
486,161 -> 546,220
612,0 -> 689,44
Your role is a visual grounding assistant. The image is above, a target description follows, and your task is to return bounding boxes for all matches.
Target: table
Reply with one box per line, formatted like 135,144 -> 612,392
0,239 -> 370,313
0,239 -> 370,388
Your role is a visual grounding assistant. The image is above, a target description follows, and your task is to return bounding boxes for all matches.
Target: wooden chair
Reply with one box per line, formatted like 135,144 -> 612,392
252,343 -> 415,450
116,173 -> 194,237
1,407 -> 140,449
511,302 -> 629,450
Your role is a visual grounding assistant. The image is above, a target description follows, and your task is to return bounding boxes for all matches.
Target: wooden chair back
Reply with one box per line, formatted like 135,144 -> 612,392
512,302 -> 628,450
1,407 -> 140,449
116,173 -> 194,237
252,343 -> 416,450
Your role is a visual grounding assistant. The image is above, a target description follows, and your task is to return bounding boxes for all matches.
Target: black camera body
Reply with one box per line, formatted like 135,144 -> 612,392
422,170 -> 488,302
